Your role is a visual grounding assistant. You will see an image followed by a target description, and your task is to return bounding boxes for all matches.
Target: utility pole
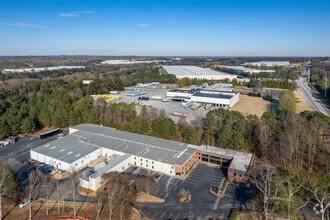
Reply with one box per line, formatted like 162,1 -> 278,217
325,73 -> 328,97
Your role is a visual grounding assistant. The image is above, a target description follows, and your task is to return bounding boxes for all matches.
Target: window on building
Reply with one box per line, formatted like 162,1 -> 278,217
146,164 -> 148,167
239,174 -> 241,177
134,157 -> 136,160
140,163 -> 142,166
171,166 -> 174,169
146,160 -> 148,163
122,167 -> 124,170
152,166 -> 154,169
134,162 -> 136,165
170,171 -> 172,174
234,173 -> 236,176
128,163 -> 130,166
140,158 -> 142,161
152,161 -> 154,164
75,163 -> 78,166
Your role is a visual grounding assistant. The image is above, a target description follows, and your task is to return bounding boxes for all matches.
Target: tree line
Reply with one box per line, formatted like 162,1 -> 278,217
262,80 -> 294,90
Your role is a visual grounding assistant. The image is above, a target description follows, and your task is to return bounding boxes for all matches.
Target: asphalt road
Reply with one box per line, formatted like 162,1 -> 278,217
296,69 -> 329,116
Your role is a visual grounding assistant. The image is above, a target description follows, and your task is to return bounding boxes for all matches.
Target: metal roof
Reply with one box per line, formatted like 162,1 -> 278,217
31,135 -> 100,163
162,65 -> 236,77
90,154 -> 133,179
71,124 -> 195,165
32,124 -> 253,172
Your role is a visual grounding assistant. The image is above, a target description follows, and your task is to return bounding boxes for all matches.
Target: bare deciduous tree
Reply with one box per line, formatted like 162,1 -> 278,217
26,169 -> 45,220
93,191 -> 105,219
42,178 -> 54,216
68,171 -> 79,219
144,178 -> 156,198
258,121 -> 272,160
106,180 -> 119,220
251,167 -> 282,220
177,187 -> 190,198
0,161 -> 11,220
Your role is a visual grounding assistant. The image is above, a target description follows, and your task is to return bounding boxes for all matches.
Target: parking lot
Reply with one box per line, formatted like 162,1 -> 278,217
127,163 -> 256,220
99,86 -> 213,124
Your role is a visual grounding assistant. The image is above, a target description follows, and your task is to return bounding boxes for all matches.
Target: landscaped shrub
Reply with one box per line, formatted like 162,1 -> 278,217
229,209 -> 238,220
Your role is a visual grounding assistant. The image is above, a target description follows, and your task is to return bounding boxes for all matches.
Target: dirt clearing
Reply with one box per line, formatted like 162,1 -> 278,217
230,95 -> 270,118
294,89 -> 315,113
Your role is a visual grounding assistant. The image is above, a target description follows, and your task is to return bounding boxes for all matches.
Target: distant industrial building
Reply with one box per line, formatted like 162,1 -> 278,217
218,66 -> 275,74
82,80 -> 93,85
161,65 -> 239,81
243,61 -> 290,67
101,60 -> 167,65
166,84 -> 239,108
2,66 -> 85,74
30,124 -> 253,191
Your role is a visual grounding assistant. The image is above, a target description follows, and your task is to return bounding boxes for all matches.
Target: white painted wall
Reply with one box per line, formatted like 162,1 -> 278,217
30,148 -> 101,172
82,155 -> 134,191
132,156 -> 175,175
68,148 -> 102,172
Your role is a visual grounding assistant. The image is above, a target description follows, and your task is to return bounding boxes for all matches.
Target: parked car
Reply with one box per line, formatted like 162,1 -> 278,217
30,137 -> 37,140
26,160 -> 34,165
19,199 -> 30,208
13,195 -> 23,204
21,160 -> 27,164
49,169 -> 58,175
154,173 -> 161,179
41,166 -> 52,172
35,164 -> 45,169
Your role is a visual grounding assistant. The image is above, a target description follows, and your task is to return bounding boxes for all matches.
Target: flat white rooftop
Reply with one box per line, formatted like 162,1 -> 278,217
244,61 -> 290,66
101,60 -> 167,65
162,65 -> 238,79
219,66 -> 275,73
2,66 -> 85,73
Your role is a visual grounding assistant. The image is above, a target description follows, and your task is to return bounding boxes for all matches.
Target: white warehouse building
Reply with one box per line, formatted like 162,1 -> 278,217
31,124 -> 253,191
166,88 -> 239,108
30,135 -> 102,172
161,65 -> 239,81
243,61 -> 290,67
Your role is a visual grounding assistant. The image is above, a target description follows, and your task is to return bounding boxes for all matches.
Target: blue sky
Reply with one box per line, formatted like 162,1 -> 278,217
0,0 -> 329,56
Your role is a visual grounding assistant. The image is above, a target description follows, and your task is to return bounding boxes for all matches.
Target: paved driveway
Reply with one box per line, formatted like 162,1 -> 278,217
128,163 -> 256,220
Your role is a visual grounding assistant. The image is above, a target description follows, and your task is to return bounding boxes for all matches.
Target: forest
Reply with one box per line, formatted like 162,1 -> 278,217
310,59 -> 330,100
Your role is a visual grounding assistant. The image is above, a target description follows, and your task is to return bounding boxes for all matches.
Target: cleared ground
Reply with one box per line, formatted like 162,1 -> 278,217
96,85 -> 213,124
294,89 -> 315,114
230,94 -> 271,118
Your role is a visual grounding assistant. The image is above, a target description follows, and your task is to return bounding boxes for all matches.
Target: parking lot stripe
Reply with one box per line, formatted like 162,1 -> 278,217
184,180 -> 194,185
152,211 -> 160,219
159,212 -> 165,219
174,212 -> 181,220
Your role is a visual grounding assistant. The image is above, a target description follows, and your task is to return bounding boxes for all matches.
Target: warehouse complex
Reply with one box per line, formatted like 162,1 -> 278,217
243,61 -> 290,67
166,87 -> 239,108
218,66 -> 275,74
101,59 -> 167,65
161,65 -> 239,81
30,124 -> 253,191
2,66 -> 85,74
